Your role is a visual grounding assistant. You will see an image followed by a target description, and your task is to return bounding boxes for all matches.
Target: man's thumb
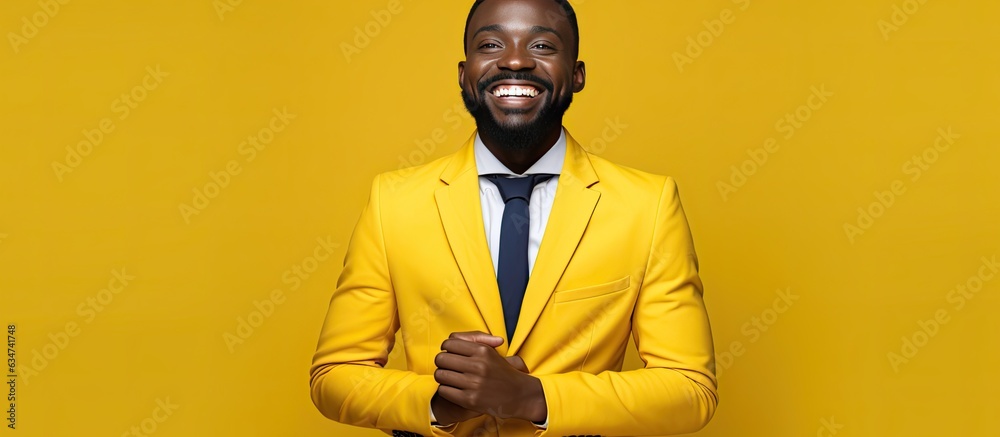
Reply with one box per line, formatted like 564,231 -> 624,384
505,356 -> 529,373
449,331 -> 504,347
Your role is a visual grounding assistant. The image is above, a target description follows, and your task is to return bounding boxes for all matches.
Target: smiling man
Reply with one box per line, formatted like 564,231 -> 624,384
310,1 -> 718,436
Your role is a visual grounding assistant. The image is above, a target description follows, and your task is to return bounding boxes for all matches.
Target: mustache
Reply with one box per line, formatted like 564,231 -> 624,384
477,72 -> 554,95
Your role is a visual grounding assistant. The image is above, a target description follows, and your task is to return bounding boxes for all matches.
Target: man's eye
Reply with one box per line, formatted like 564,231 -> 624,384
533,44 -> 554,50
480,43 -> 500,49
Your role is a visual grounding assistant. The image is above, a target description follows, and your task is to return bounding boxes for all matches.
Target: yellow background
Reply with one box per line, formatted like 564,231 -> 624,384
2,0 -> 998,435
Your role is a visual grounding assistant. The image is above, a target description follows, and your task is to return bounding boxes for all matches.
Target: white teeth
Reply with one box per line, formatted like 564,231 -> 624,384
493,86 -> 539,98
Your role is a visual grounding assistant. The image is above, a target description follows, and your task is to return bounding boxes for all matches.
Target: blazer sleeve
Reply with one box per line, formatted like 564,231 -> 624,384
309,174 -> 452,436
535,176 -> 719,437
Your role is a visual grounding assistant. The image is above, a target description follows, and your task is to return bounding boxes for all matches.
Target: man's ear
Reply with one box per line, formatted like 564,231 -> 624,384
573,61 -> 586,93
458,61 -> 466,88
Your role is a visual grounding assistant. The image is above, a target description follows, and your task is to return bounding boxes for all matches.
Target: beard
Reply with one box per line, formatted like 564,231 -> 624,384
462,72 -> 573,150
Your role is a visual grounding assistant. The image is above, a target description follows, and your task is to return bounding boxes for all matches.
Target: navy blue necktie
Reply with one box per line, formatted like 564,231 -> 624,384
486,173 -> 555,342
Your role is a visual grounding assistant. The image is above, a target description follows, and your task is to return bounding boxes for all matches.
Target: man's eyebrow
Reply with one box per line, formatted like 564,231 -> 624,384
530,25 -> 563,41
471,24 -> 565,41
472,24 -> 504,39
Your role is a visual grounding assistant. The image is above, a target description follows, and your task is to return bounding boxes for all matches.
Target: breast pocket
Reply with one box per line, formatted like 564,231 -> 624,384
553,276 -> 631,304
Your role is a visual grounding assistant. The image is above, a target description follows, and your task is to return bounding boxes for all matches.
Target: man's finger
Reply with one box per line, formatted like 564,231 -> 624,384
441,338 -> 499,357
434,368 -> 469,389
435,351 -> 483,374
437,385 -> 473,411
505,356 -> 529,373
449,331 -> 504,348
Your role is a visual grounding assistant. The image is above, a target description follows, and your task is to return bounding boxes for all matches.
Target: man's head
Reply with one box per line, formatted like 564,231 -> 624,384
463,0 -> 580,60
459,0 -> 586,150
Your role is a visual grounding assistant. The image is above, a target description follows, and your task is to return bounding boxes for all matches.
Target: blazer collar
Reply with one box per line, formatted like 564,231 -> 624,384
435,130 -> 601,355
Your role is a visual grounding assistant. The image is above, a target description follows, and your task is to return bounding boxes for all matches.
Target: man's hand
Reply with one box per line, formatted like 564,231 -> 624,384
431,332 -> 530,425
430,391 -> 480,426
505,354 -> 529,373
433,331 -> 547,423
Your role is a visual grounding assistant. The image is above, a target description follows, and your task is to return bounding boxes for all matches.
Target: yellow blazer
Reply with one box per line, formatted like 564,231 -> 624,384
310,131 -> 718,437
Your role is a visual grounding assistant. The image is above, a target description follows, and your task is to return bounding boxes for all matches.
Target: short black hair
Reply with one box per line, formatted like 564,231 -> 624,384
463,0 -> 580,59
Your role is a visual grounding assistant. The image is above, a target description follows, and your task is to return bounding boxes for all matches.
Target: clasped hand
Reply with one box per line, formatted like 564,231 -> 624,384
431,331 -> 547,425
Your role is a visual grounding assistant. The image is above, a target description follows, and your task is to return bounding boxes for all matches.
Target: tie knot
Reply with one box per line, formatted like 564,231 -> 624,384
486,174 -> 555,203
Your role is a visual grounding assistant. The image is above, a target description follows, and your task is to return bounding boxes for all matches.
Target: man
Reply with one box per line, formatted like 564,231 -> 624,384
310,1 -> 718,436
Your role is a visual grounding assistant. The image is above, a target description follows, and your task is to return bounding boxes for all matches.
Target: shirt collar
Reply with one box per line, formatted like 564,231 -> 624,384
474,128 -> 566,176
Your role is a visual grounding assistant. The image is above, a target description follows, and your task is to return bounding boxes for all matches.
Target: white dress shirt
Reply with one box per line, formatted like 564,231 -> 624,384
475,129 -> 565,278
430,129 -> 565,430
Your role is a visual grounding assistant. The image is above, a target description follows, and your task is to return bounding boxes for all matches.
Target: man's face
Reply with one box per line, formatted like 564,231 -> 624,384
460,0 -> 585,149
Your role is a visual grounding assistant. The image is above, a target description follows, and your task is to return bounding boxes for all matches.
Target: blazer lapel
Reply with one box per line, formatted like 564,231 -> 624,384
509,133 -> 601,354
435,135 -> 508,349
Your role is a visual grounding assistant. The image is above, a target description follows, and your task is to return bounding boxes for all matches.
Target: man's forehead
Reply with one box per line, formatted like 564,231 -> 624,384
468,0 -> 573,34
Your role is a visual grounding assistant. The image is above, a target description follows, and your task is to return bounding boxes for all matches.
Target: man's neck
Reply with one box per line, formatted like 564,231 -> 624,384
478,125 -> 563,174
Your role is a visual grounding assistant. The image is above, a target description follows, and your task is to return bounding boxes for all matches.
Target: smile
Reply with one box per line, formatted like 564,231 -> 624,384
491,85 -> 540,98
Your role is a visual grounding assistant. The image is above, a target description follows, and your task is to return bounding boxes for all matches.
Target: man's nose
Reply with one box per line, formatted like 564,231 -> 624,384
497,46 -> 536,70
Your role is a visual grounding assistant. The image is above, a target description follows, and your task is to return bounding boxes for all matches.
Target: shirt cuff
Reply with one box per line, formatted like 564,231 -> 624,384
432,399 -> 546,429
